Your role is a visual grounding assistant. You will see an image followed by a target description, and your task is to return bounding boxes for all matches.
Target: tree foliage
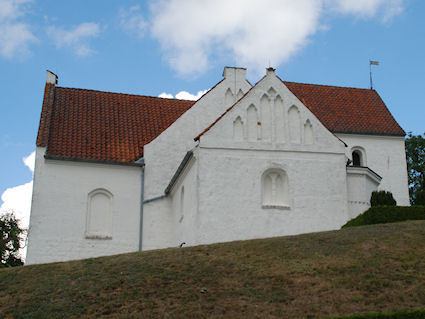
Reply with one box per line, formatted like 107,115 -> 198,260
405,132 -> 425,205
370,190 -> 397,206
0,212 -> 25,267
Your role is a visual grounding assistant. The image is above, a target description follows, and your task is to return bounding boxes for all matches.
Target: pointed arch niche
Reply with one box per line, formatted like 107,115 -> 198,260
274,95 -> 285,143
86,188 -> 113,239
262,168 -> 290,209
225,88 -> 234,106
304,120 -> 314,145
247,104 -> 258,141
233,116 -> 244,141
260,94 -> 271,141
288,105 -> 301,144
237,89 -> 244,100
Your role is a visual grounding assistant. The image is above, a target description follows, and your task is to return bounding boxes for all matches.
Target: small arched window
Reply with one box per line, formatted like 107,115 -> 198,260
352,151 -> 361,166
86,189 -> 113,239
351,147 -> 366,167
262,169 -> 290,209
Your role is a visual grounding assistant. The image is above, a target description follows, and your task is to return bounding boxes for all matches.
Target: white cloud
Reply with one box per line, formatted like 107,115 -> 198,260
119,5 -> 147,38
158,92 -> 174,99
1,181 -> 32,229
47,22 -> 101,56
23,150 -> 35,172
325,0 -> 404,21
149,0 -> 405,76
0,0 -> 37,59
1,150 -> 35,261
0,151 -> 35,230
159,89 -> 208,100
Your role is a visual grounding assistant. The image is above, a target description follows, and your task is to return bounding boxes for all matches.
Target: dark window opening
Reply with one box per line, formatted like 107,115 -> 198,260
352,151 -> 361,166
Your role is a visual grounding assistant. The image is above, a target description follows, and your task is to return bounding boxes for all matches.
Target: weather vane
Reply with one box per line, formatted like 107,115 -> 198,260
369,60 -> 379,90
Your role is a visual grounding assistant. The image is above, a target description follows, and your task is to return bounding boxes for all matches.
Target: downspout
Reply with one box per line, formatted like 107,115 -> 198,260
137,158 -> 145,252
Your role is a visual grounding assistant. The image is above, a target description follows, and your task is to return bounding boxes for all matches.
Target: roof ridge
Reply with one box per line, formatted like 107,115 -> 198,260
283,80 -> 373,91
56,86 -> 196,102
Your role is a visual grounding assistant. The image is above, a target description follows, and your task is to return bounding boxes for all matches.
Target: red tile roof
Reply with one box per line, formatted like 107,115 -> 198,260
283,81 -> 405,137
37,81 -> 404,164
37,86 -> 195,163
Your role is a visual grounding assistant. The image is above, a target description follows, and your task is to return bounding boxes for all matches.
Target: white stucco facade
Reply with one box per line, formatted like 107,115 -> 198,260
26,147 -> 142,264
26,67 -> 410,264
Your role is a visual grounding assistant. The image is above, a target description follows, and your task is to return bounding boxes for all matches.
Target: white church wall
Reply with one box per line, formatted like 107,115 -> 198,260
143,154 -> 199,250
195,147 -> 349,245
143,67 -> 252,199
142,196 -> 174,250
346,166 -> 381,218
193,69 -> 350,245
337,134 -> 410,206
169,155 -> 199,248
26,147 -> 142,264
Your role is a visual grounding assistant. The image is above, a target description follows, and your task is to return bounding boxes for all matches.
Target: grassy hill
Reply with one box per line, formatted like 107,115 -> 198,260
1,221 -> 425,319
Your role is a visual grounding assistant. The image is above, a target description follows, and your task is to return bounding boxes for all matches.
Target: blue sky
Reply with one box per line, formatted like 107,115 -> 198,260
1,0 -> 424,232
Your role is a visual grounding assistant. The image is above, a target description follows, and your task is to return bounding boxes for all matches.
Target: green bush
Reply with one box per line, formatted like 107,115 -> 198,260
324,309 -> 425,319
370,191 -> 397,206
342,206 -> 425,228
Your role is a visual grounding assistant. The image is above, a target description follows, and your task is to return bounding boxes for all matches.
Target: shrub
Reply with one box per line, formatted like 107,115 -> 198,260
370,191 -> 397,206
342,205 -> 425,228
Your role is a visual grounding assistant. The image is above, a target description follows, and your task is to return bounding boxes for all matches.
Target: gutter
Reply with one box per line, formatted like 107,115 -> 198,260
44,155 -> 145,167
164,150 -> 194,195
143,150 -> 194,203
135,158 -> 145,252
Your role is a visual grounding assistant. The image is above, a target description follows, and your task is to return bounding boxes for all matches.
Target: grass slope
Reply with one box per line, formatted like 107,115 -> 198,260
1,221 -> 425,319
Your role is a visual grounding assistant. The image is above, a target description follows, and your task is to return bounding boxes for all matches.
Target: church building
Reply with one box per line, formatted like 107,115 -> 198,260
26,67 -> 409,264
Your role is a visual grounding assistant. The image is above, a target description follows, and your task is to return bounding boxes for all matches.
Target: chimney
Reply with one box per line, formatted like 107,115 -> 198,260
222,67 -> 247,82
46,70 -> 58,85
266,67 -> 276,76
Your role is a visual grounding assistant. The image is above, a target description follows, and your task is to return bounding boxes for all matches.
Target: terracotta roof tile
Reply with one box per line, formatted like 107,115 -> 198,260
283,81 -> 405,136
38,87 -> 195,163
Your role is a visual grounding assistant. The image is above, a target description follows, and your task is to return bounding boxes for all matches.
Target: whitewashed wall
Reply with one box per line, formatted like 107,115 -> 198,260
26,147 -> 142,264
195,147 -> 348,244
143,67 -> 252,199
169,155 -> 199,247
143,155 -> 199,250
142,197 -> 174,250
337,134 -> 410,206
193,69 -> 350,244
346,166 -> 382,218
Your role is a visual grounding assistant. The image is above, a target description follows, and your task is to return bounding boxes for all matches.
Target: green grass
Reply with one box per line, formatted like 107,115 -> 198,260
1,221 -> 425,319
342,206 -> 425,228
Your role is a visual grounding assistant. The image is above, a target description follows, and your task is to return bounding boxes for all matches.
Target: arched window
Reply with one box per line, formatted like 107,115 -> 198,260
86,189 -> 113,239
262,169 -> 290,208
351,147 -> 366,166
352,151 -> 362,166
